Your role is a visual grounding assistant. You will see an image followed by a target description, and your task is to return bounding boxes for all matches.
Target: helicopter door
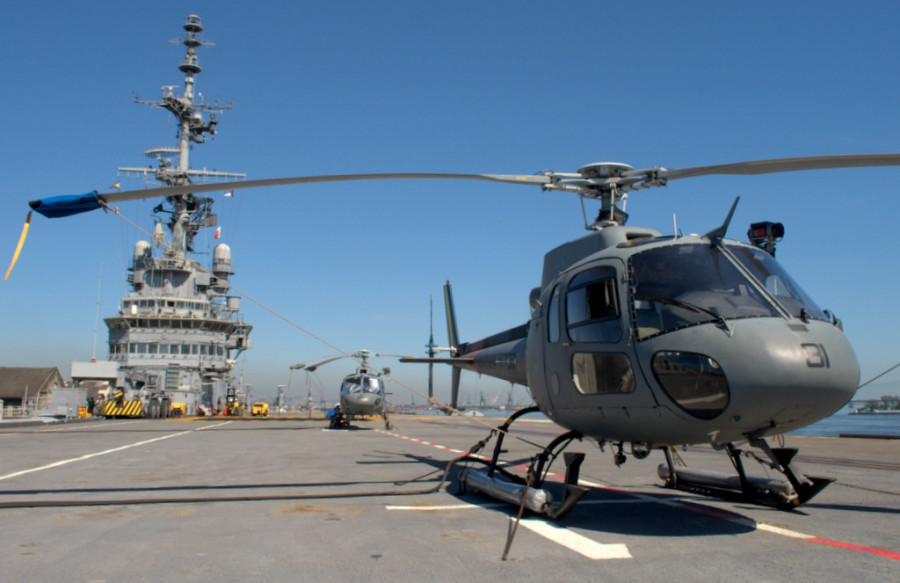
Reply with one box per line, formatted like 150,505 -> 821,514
539,283 -> 564,412
546,261 -> 654,414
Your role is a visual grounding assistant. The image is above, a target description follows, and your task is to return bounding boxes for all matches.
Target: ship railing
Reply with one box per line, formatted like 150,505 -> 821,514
2,404 -> 30,419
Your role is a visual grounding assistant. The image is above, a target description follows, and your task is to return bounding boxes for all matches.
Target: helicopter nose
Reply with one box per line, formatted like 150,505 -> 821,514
346,393 -> 382,411
721,321 -> 859,434
645,319 -> 858,438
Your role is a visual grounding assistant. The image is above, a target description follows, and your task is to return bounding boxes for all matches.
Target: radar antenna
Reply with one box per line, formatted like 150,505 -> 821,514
117,14 -> 245,253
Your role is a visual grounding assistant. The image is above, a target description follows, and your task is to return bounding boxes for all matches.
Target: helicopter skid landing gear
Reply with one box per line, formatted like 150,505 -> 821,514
458,407 -> 589,520
659,439 -> 833,509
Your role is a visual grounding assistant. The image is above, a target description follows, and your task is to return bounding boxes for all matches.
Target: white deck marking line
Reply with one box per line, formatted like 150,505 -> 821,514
38,419 -> 149,432
376,427 -> 631,559
385,499 -> 645,512
386,503 -> 494,511
195,421 -> 232,431
375,426 -> 900,561
0,420 -> 232,482
755,523 -> 815,539
517,518 -> 632,560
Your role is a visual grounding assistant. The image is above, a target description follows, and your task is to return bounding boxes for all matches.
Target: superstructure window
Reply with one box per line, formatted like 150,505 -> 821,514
566,267 -> 621,343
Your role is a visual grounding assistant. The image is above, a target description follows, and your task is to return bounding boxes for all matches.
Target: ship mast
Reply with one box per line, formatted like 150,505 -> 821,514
118,14 -> 245,255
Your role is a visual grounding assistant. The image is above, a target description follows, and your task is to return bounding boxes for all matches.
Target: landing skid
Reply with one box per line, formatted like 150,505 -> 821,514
659,439 -> 833,509
458,406 -> 589,520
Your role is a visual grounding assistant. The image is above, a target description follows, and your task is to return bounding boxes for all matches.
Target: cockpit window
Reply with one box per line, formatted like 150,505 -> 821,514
728,245 -> 827,321
547,285 -> 560,343
341,377 -> 360,394
363,377 -> 383,394
572,353 -> 635,394
629,243 -> 782,339
566,267 -> 621,343
342,376 -> 383,394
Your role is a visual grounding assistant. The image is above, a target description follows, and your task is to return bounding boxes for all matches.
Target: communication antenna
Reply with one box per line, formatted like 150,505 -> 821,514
426,295 -> 437,399
91,260 -> 103,361
117,14 -> 245,254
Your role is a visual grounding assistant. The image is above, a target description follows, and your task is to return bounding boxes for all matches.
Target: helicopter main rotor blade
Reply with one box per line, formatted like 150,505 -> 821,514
657,153 -> 900,181
27,153 -> 900,219
96,172 -> 551,200
29,173 -> 552,219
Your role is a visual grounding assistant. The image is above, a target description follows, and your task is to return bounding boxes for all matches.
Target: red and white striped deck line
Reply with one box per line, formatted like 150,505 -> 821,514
375,427 -> 900,562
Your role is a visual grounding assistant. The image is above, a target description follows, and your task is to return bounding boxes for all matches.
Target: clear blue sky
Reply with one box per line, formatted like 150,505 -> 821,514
2,1 -> 898,404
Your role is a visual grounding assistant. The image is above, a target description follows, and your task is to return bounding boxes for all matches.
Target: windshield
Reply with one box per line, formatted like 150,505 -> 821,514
362,377 -> 383,394
728,245 -> 827,321
341,376 -> 383,394
629,242 -> 781,339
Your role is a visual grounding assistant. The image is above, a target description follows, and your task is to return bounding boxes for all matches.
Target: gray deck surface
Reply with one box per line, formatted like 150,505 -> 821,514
1,415 -> 897,582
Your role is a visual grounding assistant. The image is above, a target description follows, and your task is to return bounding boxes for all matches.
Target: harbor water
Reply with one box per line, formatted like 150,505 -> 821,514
455,408 -> 900,438
788,410 -> 900,437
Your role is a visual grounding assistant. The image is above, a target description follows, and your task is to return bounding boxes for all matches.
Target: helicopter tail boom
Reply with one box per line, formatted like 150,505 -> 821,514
401,281 -> 529,410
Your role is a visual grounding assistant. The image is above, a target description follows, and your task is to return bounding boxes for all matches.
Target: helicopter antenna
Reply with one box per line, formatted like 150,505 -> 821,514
672,213 -> 678,239
90,260 -> 103,361
704,197 -> 740,245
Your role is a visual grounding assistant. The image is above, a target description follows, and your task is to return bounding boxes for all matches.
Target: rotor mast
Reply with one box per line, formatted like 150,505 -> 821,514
117,14 -> 245,254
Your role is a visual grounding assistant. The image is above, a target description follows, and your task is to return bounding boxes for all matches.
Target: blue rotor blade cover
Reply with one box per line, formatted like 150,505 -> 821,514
29,192 -> 102,218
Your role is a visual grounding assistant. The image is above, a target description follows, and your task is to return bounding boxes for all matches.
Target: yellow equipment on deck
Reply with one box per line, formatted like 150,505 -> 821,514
100,399 -> 143,418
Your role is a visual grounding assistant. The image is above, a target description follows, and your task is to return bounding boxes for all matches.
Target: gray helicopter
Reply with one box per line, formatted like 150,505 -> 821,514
291,350 -> 391,428
19,153 -> 900,514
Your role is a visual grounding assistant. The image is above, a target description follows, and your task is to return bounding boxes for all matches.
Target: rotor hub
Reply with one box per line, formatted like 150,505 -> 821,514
576,162 -> 634,178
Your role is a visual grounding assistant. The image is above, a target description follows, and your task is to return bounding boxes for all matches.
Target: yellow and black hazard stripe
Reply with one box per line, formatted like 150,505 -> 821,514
100,400 -> 143,418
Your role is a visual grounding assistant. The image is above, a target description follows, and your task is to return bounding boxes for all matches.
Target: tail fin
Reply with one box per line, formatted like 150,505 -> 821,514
444,280 -> 460,353
444,281 -> 462,410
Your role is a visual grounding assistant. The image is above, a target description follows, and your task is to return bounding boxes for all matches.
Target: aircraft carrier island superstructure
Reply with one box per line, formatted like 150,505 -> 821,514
101,15 -> 252,417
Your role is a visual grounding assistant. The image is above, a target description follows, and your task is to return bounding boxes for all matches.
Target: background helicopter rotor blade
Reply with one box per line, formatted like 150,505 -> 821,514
290,354 -> 346,373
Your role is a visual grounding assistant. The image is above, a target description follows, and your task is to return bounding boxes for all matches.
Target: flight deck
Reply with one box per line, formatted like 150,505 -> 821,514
0,415 -> 896,582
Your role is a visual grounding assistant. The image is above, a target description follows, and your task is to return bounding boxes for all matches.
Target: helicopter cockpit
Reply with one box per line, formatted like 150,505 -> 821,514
340,375 -> 384,395
628,240 -> 827,340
